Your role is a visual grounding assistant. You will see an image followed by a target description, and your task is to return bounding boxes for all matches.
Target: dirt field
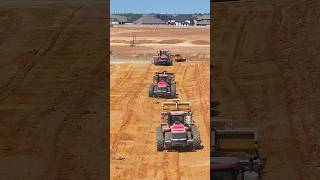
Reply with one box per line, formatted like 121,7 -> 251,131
212,0 -> 320,179
110,27 -> 210,179
111,26 -> 210,60
0,1 -> 108,179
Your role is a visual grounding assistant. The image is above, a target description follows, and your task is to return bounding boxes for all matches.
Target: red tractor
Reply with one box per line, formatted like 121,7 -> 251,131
211,157 -> 264,180
149,71 -> 176,98
153,50 -> 173,66
156,100 -> 202,151
210,103 -> 266,180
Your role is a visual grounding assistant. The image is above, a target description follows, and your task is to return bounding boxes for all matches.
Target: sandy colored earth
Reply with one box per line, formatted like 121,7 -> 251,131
110,27 -> 210,60
0,1 -> 108,179
212,0 -> 320,179
110,27 -> 210,179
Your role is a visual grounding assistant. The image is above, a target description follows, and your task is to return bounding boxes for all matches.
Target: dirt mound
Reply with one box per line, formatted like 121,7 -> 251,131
158,39 -> 185,44
111,39 -> 128,43
191,40 -> 209,45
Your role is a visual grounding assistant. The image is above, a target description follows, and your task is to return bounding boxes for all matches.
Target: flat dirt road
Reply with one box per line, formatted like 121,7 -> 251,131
0,1 -> 108,179
212,0 -> 320,179
110,27 -> 210,179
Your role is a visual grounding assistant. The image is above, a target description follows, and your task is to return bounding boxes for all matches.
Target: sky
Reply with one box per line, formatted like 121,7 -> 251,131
110,0 -> 210,14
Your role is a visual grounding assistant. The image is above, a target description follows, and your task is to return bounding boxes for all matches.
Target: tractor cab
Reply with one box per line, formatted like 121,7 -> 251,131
153,72 -> 174,84
154,50 -> 173,66
156,100 -> 201,151
165,111 -> 193,126
159,50 -> 169,56
149,72 -> 176,98
159,51 -> 169,59
168,111 -> 186,126
154,75 -> 170,89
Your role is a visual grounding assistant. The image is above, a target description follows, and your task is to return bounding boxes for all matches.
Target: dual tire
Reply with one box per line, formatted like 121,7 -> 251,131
156,127 -> 164,151
149,85 -> 154,97
191,125 -> 201,149
170,84 -> 176,98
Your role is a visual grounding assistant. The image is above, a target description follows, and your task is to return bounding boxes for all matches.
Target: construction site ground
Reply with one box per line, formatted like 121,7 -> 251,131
110,27 -> 210,179
212,0 -> 320,179
111,26 -> 210,60
0,1 -> 107,179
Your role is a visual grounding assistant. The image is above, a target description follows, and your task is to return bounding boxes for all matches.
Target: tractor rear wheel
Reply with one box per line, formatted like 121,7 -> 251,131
156,127 -> 164,151
170,84 -> 176,98
191,125 -> 201,149
149,85 -> 154,97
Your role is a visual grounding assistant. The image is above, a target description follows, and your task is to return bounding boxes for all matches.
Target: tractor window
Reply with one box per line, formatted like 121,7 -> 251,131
159,77 -> 166,81
169,115 -> 184,125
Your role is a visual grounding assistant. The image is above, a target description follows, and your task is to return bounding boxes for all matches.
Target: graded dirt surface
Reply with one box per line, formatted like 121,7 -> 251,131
110,61 -> 210,180
212,0 -> 320,179
0,1 -> 107,179
110,26 -> 210,179
110,26 -> 210,60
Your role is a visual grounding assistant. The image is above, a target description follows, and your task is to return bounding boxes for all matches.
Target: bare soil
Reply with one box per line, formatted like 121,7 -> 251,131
0,1 -> 108,179
110,27 -> 210,179
110,26 -> 210,60
110,61 -> 210,180
212,0 -> 320,179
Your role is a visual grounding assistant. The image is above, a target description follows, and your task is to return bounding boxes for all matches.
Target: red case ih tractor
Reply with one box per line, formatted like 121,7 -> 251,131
210,102 -> 266,180
149,71 -> 176,98
156,100 -> 202,151
153,50 -> 173,66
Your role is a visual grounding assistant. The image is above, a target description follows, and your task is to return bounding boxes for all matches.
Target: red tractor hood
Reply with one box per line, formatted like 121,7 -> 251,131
157,80 -> 169,88
171,123 -> 186,133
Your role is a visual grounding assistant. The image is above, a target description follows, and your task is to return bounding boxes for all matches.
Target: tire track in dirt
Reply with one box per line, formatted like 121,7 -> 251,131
0,9 -> 21,47
110,65 -> 134,92
214,1 -> 320,179
0,2 -> 108,179
145,63 -> 181,180
269,1 -> 320,178
267,4 -> 306,179
40,5 -> 84,57
110,61 -> 210,180
195,63 -> 210,138
229,7 -> 255,123
175,61 -> 209,179
0,5 -> 83,104
42,55 -> 107,180
110,64 -> 152,159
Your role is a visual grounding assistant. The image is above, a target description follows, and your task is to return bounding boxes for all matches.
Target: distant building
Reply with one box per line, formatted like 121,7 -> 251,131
133,14 -> 167,25
194,14 -> 210,26
167,19 -> 176,25
174,14 -> 195,26
110,14 -> 128,24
